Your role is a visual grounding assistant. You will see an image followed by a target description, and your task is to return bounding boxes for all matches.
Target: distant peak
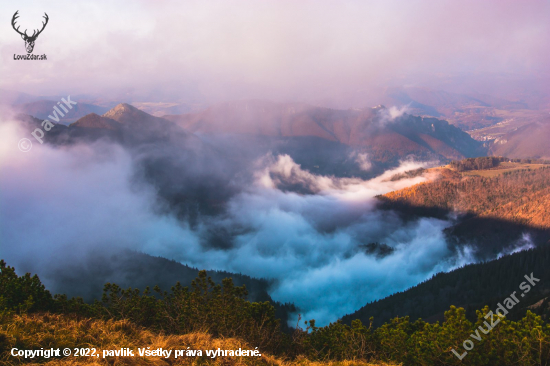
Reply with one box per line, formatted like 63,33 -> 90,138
69,113 -> 120,130
103,103 -> 142,120
101,102 -> 161,125
111,103 -> 137,112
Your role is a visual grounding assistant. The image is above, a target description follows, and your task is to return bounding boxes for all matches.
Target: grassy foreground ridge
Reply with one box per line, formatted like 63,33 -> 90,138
1,259 -> 550,365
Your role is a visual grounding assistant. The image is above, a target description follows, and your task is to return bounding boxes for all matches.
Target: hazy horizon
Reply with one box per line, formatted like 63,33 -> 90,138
1,0 -> 549,107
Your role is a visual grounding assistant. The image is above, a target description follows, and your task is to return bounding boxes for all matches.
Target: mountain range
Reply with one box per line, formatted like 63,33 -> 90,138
163,100 -> 485,163
9,97 -> 550,332
7,85 -> 550,160
13,100 -> 485,169
13,100 -> 109,124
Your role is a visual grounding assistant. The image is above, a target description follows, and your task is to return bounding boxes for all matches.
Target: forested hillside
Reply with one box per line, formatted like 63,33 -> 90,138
3,259 -> 550,365
381,164 -> 550,229
344,159 -> 550,328
343,244 -> 550,327
12,249 -> 296,331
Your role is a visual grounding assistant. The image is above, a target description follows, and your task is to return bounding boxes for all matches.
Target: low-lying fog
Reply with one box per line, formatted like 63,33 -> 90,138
0,116 -> 518,325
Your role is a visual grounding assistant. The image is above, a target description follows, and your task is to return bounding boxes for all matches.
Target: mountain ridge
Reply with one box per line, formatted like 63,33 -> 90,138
164,100 -> 486,163
489,118 -> 550,159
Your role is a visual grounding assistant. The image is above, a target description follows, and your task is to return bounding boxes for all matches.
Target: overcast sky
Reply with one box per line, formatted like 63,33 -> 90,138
1,0 -> 549,103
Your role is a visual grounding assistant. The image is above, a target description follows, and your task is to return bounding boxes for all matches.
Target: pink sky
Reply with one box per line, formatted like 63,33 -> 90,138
1,0 -> 549,104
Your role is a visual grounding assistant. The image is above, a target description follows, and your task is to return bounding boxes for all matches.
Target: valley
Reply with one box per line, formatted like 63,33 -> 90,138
6,101 -> 550,328
2,2 -> 550,364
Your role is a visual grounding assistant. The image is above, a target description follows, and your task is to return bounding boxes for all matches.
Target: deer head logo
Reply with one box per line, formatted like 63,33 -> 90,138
12,11 -> 49,54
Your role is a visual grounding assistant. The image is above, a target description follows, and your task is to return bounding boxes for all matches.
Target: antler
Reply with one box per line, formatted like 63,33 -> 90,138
11,11 -> 49,39
11,11 -> 27,37
32,13 -> 49,38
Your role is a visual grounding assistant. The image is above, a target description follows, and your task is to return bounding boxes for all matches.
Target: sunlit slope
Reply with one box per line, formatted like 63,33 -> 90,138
381,163 -> 550,229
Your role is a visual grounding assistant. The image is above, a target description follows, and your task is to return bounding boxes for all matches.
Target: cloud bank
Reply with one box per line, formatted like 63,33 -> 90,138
1,115 -> 482,325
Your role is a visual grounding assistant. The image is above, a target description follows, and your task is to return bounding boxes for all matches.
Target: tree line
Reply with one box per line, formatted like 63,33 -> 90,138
343,244 -> 550,328
449,156 -> 506,171
2,259 -> 550,365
